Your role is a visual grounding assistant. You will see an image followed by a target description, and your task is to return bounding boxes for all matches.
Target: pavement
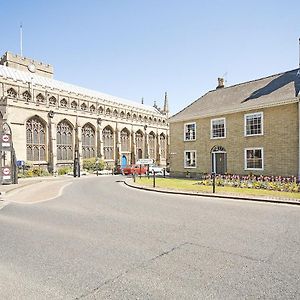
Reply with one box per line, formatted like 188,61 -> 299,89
0,175 -> 74,207
1,175 -> 300,207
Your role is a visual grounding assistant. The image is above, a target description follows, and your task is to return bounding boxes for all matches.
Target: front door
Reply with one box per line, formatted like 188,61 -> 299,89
121,155 -> 127,168
212,152 -> 227,174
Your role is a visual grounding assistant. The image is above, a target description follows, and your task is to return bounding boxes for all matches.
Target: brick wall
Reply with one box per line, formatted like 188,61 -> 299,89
170,103 -> 298,177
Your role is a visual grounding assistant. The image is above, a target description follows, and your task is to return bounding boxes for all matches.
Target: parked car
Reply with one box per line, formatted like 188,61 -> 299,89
122,164 -> 147,175
148,164 -> 164,174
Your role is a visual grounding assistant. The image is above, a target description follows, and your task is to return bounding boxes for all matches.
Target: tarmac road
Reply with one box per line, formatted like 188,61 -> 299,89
0,175 -> 299,299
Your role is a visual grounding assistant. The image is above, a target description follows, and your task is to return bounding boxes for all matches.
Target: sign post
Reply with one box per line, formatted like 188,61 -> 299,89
1,122 -> 18,185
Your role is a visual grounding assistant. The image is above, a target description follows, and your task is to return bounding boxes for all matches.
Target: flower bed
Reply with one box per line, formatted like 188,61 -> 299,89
196,174 -> 300,193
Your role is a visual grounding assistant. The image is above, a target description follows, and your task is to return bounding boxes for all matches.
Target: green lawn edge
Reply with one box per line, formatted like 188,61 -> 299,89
134,177 -> 300,200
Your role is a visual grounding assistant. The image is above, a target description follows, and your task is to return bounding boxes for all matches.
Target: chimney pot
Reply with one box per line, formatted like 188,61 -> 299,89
216,77 -> 224,89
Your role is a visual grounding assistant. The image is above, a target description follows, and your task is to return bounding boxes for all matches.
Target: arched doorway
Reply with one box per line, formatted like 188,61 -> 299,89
121,155 -> 127,168
211,145 -> 227,174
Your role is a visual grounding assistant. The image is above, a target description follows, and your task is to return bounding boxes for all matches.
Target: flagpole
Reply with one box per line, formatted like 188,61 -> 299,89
20,23 -> 23,57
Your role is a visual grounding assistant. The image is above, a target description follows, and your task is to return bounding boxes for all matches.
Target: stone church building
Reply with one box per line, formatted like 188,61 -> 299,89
0,52 -> 169,173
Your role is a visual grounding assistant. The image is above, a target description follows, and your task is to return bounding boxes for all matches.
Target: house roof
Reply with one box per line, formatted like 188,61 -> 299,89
169,68 -> 300,123
0,65 -> 159,114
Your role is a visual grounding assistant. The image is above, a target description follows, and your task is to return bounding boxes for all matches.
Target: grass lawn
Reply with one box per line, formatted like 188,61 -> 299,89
134,177 -> 300,200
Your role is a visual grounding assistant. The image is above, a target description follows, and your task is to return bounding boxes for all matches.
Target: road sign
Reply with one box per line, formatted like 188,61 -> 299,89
2,134 -> 9,142
3,168 -> 10,175
136,159 -> 153,165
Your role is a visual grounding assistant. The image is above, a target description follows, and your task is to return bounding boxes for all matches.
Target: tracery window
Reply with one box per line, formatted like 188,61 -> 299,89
22,91 -> 31,101
26,117 -> 46,161
126,112 -> 131,119
113,109 -> 118,117
160,134 -> 166,159
90,105 -> 95,113
106,108 -> 111,116
98,106 -> 104,114
135,130 -> 144,158
82,124 -> 95,159
144,116 -> 148,122
120,111 -> 125,118
81,103 -> 87,111
57,120 -> 73,161
102,126 -> 114,160
133,114 -> 137,120
49,96 -> 57,106
148,132 -> 156,160
121,128 -> 130,152
36,93 -> 45,103
7,87 -> 17,98
60,98 -> 68,107
71,101 -> 77,109
139,115 -> 142,122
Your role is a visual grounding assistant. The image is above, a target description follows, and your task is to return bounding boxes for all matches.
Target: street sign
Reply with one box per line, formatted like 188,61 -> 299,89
136,159 -> 153,165
3,168 -> 10,176
2,134 -> 9,142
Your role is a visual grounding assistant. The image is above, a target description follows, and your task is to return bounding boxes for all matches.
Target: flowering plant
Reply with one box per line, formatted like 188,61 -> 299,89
197,174 -> 300,193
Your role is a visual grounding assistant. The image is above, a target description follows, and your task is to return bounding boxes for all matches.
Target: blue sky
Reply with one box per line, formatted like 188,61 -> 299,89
1,0 -> 299,115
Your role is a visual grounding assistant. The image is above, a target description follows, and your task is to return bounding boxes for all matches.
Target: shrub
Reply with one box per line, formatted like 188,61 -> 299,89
57,166 -> 72,175
83,157 -> 105,171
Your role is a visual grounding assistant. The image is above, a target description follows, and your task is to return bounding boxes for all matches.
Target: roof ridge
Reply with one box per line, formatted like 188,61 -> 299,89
0,65 -> 159,114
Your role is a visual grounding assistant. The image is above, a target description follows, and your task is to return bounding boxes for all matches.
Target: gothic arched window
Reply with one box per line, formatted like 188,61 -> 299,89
106,108 -> 111,116
71,101 -> 77,109
102,126 -> 114,160
98,106 -> 104,114
135,130 -> 144,158
81,103 -> 87,111
121,128 -> 130,152
113,109 -> 118,117
22,91 -> 31,101
36,93 -> 45,103
90,105 -> 96,113
7,87 -> 17,98
57,120 -> 73,161
49,96 -> 57,106
120,111 -> 125,118
160,133 -> 166,159
26,117 -> 46,161
60,98 -> 68,107
82,124 -> 95,159
148,132 -> 156,160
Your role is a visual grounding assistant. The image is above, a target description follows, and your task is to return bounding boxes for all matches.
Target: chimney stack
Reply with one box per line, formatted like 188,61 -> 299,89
216,77 -> 225,89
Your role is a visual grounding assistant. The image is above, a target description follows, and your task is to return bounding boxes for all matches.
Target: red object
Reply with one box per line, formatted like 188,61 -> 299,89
122,164 -> 147,175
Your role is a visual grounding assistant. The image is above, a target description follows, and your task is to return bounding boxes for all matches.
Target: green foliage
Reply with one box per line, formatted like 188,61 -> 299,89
83,157 -> 105,171
57,166 -> 72,175
18,166 -> 50,178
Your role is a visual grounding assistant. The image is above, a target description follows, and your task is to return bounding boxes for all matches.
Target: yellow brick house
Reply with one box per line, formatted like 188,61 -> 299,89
169,69 -> 300,178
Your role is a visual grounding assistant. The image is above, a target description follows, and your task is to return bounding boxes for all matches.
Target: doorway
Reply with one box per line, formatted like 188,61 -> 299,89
211,146 -> 227,174
121,155 -> 127,168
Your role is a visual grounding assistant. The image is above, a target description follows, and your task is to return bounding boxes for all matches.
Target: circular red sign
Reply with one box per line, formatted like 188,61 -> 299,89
3,168 -> 10,175
2,134 -> 9,142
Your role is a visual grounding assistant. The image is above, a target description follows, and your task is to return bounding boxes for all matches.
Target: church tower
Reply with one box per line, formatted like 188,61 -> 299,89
163,92 -> 169,116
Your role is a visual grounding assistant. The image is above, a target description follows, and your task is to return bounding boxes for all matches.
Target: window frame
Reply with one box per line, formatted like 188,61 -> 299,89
244,147 -> 264,171
184,150 -> 197,169
210,117 -> 226,139
183,122 -> 196,141
244,112 -> 264,137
